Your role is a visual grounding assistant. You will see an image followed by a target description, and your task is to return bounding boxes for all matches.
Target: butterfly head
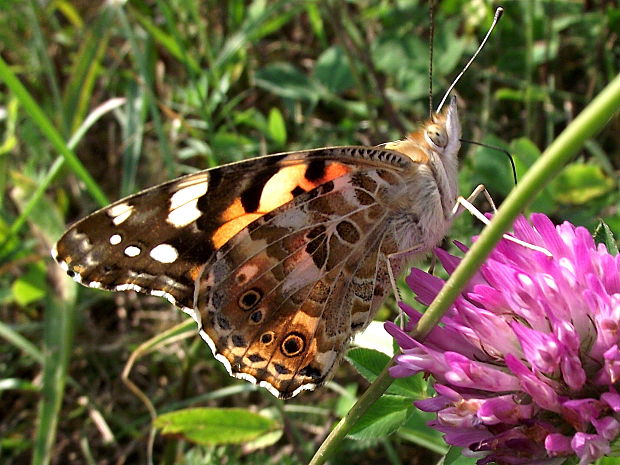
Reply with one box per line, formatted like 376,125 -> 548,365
426,95 -> 461,158
381,95 -> 461,218
384,94 -> 460,186
385,95 -> 460,164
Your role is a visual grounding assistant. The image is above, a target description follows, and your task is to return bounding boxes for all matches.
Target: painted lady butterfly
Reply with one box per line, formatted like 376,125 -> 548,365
52,95 -> 460,398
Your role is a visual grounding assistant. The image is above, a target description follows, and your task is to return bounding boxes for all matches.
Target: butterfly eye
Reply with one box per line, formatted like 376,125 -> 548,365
426,124 -> 448,148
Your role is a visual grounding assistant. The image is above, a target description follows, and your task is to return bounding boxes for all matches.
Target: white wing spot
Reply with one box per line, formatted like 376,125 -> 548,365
107,203 -> 134,225
170,181 -> 208,209
167,180 -> 209,228
115,283 -> 143,293
149,244 -> 179,263
124,245 -> 141,257
167,202 -> 203,228
109,234 -> 122,245
50,244 -> 59,261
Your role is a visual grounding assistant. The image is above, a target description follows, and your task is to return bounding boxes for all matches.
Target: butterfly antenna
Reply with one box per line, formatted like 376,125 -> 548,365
428,0 -> 435,118
436,6 -> 504,113
460,138 -> 518,185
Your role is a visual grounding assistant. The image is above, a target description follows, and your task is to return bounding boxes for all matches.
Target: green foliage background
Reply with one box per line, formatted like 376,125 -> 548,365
0,1 -> 618,464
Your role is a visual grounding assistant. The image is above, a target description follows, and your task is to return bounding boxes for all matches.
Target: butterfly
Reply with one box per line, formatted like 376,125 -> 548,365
52,96 -> 461,399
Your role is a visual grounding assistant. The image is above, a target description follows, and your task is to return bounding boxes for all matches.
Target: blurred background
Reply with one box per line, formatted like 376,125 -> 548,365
0,1 -> 618,464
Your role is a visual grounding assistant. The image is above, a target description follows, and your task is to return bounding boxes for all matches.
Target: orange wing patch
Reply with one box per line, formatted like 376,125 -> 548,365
259,162 -> 349,210
212,213 -> 263,248
259,165 -> 307,211
213,161 -> 351,249
220,198 -> 247,222
309,162 -> 350,187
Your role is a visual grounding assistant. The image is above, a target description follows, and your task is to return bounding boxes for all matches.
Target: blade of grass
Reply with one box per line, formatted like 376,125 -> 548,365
309,72 -> 620,465
32,189 -> 79,465
132,7 -> 201,74
120,82 -> 146,197
117,6 -> 174,177
63,5 -> 114,133
27,0 -> 64,132
153,0 -> 216,168
214,0 -> 302,70
0,96 -> 18,208
120,318 -> 196,465
32,291 -> 77,465
0,55 -> 108,206
0,98 -> 125,257
0,320 -> 44,364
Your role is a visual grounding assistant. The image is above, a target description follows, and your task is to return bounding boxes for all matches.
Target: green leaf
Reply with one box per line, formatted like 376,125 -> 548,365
510,138 -> 555,213
346,348 -> 388,382
313,46 -> 354,95
371,34 -> 427,101
304,2 -> 326,46
12,263 -> 46,306
267,107 -> 287,147
348,395 -> 413,440
438,447 -> 478,465
346,348 -> 428,398
433,18 -> 466,76
0,433 -> 31,456
551,163 -> 614,205
595,455 -> 620,465
470,135 -> 517,198
133,11 -> 200,73
154,408 -> 279,445
593,220 -> 619,255
371,34 -> 425,75
494,87 -> 548,103
211,131 -> 259,164
255,63 -> 320,102
243,428 -> 283,450
334,383 -> 358,418
398,408 -> 447,454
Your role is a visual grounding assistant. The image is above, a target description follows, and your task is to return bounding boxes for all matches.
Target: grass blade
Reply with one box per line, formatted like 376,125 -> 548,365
0,55 -> 108,206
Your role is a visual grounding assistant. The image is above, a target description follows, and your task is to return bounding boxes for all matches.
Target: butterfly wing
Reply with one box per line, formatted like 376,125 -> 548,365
192,150 -> 416,398
53,146 -> 416,397
196,185 -> 405,398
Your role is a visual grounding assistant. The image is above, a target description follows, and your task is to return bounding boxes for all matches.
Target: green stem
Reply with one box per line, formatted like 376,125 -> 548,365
309,365 -> 393,465
308,73 -> 620,465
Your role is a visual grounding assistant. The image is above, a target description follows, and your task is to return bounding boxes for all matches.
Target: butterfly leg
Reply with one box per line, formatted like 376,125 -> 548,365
386,242 -> 427,328
453,184 -> 552,256
450,184 -> 496,218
